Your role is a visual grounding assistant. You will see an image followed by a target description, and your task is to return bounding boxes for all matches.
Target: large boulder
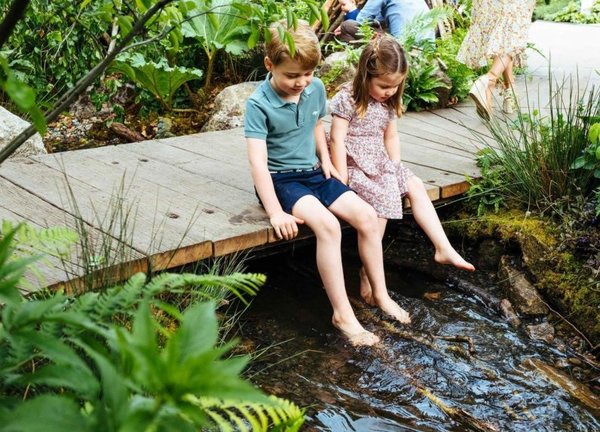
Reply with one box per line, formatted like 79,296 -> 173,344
0,106 -> 47,159
202,82 -> 260,132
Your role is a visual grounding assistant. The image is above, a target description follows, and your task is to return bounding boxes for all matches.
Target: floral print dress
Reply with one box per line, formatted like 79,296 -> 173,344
329,85 -> 413,219
457,0 -> 536,69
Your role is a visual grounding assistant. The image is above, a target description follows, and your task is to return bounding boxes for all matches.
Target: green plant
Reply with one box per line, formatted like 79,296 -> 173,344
465,148 -> 509,215
435,27 -> 476,102
547,0 -> 600,23
571,122 -> 600,178
403,52 -> 449,111
110,52 -> 203,111
0,220 -> 79,290
0,225 -> 305,431
469,75 -> 600,217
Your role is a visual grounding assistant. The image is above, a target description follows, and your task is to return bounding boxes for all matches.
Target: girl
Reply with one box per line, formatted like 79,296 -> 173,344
329,36 -> 474,304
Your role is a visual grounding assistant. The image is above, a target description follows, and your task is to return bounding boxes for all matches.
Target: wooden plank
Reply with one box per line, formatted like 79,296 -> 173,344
0,177 -> 148,292
31,152 -> 269,262
0,157 -> 214,263
402,111 -> 483,145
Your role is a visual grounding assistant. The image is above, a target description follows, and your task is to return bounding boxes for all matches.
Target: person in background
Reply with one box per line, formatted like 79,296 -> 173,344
458,0 -> 536,118
338,0 -> 431,42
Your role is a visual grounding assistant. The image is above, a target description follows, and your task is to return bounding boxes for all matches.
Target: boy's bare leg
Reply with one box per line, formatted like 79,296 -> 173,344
406,176 -> 475,271
329,192 -> 411,324
292,195 -> 380,346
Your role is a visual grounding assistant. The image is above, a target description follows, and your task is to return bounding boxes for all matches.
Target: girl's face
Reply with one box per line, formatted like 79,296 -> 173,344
368,72 -> 405,103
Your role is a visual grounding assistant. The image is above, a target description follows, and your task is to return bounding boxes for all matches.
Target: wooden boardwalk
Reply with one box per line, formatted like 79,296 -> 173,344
0,104 -> 489,292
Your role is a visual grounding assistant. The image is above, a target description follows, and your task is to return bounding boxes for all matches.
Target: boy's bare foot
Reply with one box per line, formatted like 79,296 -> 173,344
332,316 -> 380,346
435,247 -> 476,272
375,296 -> 411,324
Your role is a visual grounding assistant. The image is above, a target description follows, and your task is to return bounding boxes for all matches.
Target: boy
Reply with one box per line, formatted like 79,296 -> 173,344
244,21 -> 410,346
333,0 -> 360,37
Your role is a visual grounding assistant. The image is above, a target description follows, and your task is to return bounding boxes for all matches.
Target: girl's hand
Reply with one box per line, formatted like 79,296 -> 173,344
270,210 -> 304,240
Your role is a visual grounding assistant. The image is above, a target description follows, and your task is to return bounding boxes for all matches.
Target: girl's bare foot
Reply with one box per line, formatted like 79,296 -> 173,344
374,295 -> 411,324
332,316 -> 380,346
435,247 -> 475,272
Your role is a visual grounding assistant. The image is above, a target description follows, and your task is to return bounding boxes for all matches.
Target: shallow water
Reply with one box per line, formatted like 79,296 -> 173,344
239,226 -> 600,431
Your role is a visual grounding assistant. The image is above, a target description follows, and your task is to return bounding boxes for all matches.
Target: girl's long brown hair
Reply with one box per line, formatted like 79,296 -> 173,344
352,35 -> 408,117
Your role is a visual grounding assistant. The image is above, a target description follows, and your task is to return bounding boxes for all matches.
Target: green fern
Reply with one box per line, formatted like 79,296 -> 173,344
190,395 -> 305,432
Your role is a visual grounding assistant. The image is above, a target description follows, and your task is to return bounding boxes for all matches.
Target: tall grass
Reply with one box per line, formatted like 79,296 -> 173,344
470,74 -> 600,216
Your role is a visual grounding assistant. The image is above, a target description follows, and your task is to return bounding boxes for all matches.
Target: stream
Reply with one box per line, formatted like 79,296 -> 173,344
237,223 -> 600,431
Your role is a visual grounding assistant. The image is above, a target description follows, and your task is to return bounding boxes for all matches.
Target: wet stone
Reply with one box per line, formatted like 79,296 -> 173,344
526,322 -> 555,344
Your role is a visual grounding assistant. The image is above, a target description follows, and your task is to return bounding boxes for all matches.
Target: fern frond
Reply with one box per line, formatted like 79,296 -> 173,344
189,395 -> 305,432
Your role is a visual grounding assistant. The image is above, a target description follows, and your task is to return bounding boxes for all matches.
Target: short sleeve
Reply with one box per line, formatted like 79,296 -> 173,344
312,78 -> 328,118
244,98 -> 268,140
330,86 -> 355,121
388,106 -> 397,122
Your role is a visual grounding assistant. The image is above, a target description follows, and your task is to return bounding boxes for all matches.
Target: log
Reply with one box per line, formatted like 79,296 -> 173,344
109,122 -> 145,142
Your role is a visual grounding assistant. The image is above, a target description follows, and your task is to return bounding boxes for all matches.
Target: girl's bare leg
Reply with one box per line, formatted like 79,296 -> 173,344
293,195 -> 380,346
329,192 -> 411,324
406,176 -> 475,271
359,218 -> 387,305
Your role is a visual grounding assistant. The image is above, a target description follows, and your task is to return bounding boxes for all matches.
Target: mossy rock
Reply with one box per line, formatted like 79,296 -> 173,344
450,210 -> 600,346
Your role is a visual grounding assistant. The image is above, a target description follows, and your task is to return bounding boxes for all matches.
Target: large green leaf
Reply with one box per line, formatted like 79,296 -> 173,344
2,395 -> 91,432
110,52 -> 202,110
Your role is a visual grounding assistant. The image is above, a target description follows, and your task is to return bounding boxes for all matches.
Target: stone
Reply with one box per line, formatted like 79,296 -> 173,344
201,82 -> 261,132
498,255 -> 549,316
499,298 -> 521,328
476,238 -> 505,271
526,322 -> 555,344
0,106 -> 47,159
319,51 -> 356,92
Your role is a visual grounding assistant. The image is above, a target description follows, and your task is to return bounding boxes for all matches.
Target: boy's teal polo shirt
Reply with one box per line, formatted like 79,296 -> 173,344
244,74 -> 327,171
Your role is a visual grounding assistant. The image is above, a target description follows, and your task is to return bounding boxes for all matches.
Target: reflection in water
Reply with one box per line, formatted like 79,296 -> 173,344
240,229 -> 599,431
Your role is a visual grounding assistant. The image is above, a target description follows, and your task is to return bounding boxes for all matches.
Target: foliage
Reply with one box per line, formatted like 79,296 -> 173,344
403,52 -> 449,111
0,220 -> 79,290
110,52 -> 203,110
435,27 -> 477,102
465,149 -> 508,216
533,0 -> 571,21
0,0 -> 108,104
182,0 -> 252,90
547,0 -> 600,23
0,225 -> 305,431
400,7 -> 452,111
571,121 -> 600,182
467,76 -> 600,218
0,54 -> 45,132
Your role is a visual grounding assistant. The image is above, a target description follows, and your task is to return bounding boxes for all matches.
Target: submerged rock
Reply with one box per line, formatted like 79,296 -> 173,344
526,322 -> 555,344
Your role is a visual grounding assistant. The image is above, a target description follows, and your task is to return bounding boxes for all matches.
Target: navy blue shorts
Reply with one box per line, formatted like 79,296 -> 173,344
267,167 -> 353,214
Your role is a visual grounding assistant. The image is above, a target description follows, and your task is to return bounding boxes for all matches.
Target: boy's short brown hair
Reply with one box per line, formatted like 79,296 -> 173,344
265,20 -> 321,69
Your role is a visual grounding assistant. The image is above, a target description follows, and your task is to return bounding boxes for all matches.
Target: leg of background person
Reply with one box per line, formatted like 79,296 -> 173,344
339,20 -> 360,42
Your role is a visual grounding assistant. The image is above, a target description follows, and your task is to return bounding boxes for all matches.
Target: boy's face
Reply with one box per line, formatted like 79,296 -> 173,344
368,72 -> 406,103
265,56 -> 314,100
339,0 -> 356,13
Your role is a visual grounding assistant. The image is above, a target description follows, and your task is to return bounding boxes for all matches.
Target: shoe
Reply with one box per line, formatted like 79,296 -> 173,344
502,88 -> 517,114
469,75 -> 492,120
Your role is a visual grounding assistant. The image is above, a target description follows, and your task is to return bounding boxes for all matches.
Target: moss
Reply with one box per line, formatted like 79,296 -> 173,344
450,209 -> 600,346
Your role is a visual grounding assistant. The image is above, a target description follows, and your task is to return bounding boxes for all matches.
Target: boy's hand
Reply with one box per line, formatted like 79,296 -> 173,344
270,210 -> 304,240
333,25 -> 341,35
321,160 -> 345,184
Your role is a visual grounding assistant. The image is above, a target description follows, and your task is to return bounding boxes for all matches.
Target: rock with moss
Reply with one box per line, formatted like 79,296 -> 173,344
450,210 -> 600,346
